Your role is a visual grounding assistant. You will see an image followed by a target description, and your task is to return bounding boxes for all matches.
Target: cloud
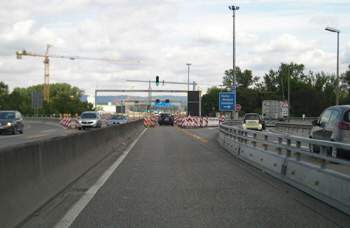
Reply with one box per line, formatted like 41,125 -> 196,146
0,0 -> 349,97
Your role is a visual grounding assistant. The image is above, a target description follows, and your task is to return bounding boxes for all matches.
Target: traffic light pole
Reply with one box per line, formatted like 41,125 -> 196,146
127,80 -> 198,91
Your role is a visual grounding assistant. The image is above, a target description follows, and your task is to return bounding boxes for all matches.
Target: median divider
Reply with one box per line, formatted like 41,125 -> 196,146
0,120 -> 144,228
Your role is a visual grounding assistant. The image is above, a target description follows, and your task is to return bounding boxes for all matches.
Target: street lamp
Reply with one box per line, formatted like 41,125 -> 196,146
228,5 -> 239,119
325,26 -> 340,105
228,5 -> 239,88
186,63 -> 191,91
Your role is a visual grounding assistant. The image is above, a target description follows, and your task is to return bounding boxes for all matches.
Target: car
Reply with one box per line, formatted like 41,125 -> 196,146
259,115 -> 266,129
309,105 -> 350,158
158,113 -> 174,126
78,111 -> 102,130
242,113 -> 262,131
0,110 -> 24,134
107,115 -> 128,126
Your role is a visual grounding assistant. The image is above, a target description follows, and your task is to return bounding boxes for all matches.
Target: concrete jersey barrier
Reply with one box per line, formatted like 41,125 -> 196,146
0,120 -> 144,228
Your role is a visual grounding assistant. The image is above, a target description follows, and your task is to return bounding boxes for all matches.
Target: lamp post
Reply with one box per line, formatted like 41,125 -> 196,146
325,26 -> 340,105
186,63 -> 191,91
229,5 -> 239,119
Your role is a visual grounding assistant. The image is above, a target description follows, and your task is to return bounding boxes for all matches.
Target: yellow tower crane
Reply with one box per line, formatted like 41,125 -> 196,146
16,44 -> 139,102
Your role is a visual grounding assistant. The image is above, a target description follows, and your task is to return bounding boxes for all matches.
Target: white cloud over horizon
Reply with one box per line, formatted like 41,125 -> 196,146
0,0 -> 349,98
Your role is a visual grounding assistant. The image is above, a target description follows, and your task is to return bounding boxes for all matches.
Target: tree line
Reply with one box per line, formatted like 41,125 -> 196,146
1,62 -> 349,117
201,62 -> 350,117
0,82 -> 93,115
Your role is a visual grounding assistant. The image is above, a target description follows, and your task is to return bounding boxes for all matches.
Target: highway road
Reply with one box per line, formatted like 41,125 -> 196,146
0,120 -> 111,149
21,125 -> 350,228
0,123 -> 79,148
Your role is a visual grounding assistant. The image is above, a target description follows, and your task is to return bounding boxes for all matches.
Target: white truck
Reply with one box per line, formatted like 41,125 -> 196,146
262,100 -> 288,121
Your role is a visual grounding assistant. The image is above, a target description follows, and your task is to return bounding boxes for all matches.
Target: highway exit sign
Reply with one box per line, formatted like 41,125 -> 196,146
219,92 -> 235,111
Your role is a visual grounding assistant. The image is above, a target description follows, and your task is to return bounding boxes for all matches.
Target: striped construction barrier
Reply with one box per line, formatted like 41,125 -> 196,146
175,116 -> 220,128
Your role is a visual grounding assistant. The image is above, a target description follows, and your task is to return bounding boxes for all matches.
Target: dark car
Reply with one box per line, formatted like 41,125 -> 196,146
158,113 -> 174,126
309,105 -> 350,158
0,110 -> 24,134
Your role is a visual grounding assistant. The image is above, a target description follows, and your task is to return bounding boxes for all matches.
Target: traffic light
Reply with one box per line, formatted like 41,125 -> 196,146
147,105 -> 151,113
156,76 -> 159,86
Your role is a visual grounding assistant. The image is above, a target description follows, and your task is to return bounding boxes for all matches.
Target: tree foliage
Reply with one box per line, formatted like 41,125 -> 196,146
202,62 -> 350,117
0,83 -> 92,115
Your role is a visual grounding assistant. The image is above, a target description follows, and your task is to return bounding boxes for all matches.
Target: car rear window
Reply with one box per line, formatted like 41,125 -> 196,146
246,115 -> 259,120
82,113 -> 97,118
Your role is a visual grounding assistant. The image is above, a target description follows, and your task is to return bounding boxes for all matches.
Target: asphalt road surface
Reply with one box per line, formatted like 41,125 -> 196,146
21,125 -> 350,228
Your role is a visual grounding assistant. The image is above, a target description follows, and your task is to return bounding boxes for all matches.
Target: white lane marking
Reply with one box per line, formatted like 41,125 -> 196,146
41,130 -> 56,133
55,128 -> 147,228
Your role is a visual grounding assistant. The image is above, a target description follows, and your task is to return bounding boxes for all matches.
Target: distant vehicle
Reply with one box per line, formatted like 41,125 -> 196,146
158,113 -> 174,126
107,115 -> 128,126
0,110 -> 24,135
259,115 -> 266,129
242,113 -> 262,131
78,111 -> 102,130
309,105 -> 350,158
262,100 -> 288,120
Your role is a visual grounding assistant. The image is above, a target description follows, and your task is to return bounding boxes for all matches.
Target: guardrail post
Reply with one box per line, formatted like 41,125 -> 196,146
264,135 -> 268,151
296,141 -> 302,161
286,139 -> 291,157
277,138 -> 283,155
319,145 -> 328,169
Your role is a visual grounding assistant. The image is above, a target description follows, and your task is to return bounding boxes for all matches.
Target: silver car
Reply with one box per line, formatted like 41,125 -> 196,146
0,110 -> 24,134
107,115 -> 128,126
78,111 -> 102,130
309,105 -> 350,158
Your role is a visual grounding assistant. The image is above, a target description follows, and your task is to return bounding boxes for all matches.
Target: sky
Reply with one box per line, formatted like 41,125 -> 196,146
1,0 -> 349,99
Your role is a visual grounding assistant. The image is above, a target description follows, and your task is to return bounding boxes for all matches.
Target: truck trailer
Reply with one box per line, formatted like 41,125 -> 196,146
262,100 -> 288,120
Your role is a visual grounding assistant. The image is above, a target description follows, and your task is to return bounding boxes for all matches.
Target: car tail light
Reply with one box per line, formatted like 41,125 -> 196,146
338,123 -> 350,130
243,120 -> 246,123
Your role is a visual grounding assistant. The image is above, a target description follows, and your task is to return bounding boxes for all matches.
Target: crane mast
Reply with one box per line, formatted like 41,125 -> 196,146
16,44 -> 139,102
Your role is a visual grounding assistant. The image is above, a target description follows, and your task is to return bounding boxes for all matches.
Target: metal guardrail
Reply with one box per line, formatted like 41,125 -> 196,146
217,122 -> 350,215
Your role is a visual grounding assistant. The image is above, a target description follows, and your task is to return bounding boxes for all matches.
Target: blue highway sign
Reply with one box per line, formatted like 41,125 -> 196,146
154,102 -> 172,107
219,93 -> 235,111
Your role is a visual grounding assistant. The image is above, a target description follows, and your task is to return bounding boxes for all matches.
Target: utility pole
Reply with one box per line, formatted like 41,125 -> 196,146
186,63 -> 192,91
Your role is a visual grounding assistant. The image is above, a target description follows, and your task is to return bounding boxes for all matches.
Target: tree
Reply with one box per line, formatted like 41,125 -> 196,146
201,87 -> 229,116
8,83 -> 91,115
222,67 -> 259,89
0,81 -> 9,97
340,64 -> 350,104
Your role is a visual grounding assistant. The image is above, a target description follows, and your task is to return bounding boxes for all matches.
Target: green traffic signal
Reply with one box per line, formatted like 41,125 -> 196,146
156,76 -> 159,86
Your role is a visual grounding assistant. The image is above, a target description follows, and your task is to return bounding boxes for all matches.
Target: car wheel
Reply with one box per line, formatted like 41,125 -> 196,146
19,126 -> 23,134
78,127 -> 81,130
12,126 -> 17,135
